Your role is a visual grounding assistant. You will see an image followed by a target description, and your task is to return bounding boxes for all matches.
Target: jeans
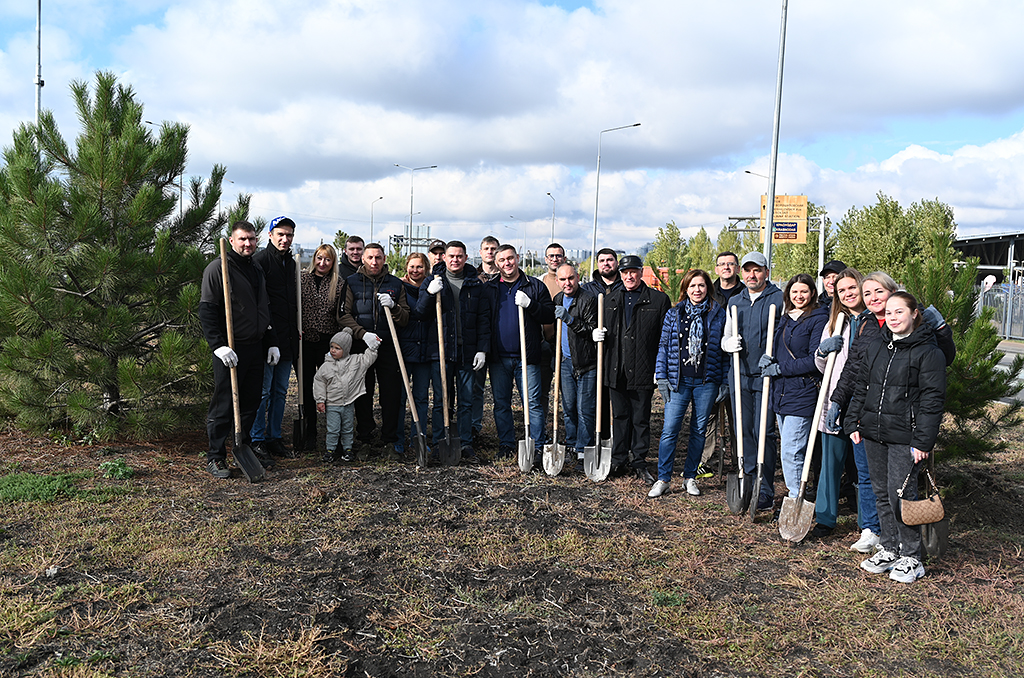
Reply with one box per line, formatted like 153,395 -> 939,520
397,361 -> 431,451
559,356 -> 596,456
777,414 -> 814,498
251,359 -> 293,443
430,361 -> 476,451
472,367 -> 486,434
815,431 -> 849,528
325,404 -> 355,451
730,375 -> 777,499
852,437 -> 880,533
864,439 -> 922,559
656,378 -> 717,482
491,355 -> 546,448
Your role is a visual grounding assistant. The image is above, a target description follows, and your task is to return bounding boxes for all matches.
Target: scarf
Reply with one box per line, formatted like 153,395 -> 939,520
682,298 -> 709,367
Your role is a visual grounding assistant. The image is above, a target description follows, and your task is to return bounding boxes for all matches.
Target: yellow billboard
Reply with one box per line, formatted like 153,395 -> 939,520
760,195 -> 808,244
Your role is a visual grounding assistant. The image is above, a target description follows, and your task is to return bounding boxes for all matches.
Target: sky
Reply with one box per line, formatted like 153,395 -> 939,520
3,0 -> 1024,258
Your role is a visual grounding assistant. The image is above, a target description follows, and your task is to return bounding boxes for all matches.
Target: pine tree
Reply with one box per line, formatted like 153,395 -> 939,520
644,221 -> 690,300
0,72 -> 229,438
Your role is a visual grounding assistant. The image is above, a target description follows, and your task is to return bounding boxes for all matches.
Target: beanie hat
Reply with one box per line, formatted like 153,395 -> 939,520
330,328 -> 353,353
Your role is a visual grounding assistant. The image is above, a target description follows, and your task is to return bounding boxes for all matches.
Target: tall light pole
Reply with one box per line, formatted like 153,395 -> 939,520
547,192 -> 556,243
394,164 -> 436,245
763,0 -> 790,269
35,0 -> 43,126
509,215 -> 527,265
370,196 -> 383,243
590,123 -> 640,274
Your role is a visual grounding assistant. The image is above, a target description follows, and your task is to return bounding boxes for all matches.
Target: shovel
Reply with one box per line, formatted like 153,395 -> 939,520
584,293 -> 612,482
779,313 -> 847,542
749,304 -> 777,521
517,304 -> 535,472
219,238 -> 265,483
921,453 -> 949,560
435,280 -> 461,466
725,305 -> 748,514
292,252 -> 305,451
383,304 -> 429,468
543,320 -> 567,476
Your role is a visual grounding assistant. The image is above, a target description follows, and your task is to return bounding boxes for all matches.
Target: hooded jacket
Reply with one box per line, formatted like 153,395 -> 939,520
253,244 -> 299,361
312,345 -> 379,407
339,265 -> 410,345
199,249 -> 276,350
769,305 -> 829,417
723,281 -> 785,388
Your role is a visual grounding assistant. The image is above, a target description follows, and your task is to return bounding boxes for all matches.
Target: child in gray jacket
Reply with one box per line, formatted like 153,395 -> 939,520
313,328 -> 378,463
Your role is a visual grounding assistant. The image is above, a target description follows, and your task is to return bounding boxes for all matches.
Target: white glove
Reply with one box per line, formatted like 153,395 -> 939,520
377,292 -> 395,309
473,352 -> 487,371
363,332 -> 382,350
214,346 -> 238,368
722,335 -> 742,354
427,277 -> 443,295
267,347 -> 281,365
592,328 -> 606,342
514,290 -> 532,308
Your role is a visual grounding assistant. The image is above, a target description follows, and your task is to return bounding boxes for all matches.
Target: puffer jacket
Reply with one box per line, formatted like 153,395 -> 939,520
553,287 -> 599,376
397,278 -> 432,363
655,299 -> 727,390
416,262 -> 492,366
844,323 -> 947,451
769,305 -> 829,417
603,282 -> 672,390
312,345 -> 379,407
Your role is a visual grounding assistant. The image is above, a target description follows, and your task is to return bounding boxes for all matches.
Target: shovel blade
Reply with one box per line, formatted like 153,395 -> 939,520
439,429 -> 461,467
591,440 -> 612,482
518,439 -> 535,473
779,496 -> 815,542
583,445 -> 597,479
543,443 -> 566,476
413,434 -> 429,468
233,443 -> 266,483
726,472 -> 752,515
922,517 -> 949,561
292,416 -> 304,450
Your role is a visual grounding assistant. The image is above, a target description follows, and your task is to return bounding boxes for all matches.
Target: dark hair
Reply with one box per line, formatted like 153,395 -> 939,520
231,220 -> 256,234
496,244 -> 517,257
363,243 -> 385,255
546,243 -> 565,254
783,273 -> 820,314
678,269 -> 714,303
597,247 -> 617,259
887,291 -> 923,331
446,240 -> 467,253
716,251 -> 738,264
480,235 -> 499,247
346,235 -> 365,246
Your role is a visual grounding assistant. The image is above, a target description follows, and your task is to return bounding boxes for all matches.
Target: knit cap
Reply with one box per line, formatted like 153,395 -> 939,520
330,328 -> 353,353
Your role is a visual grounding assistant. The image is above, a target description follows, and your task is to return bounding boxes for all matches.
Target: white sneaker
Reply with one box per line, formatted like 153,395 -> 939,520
648,480 -> 670,498
849,528 -> 880,553
685,478 -> 700,496
889,556 -> 925,583
860,547 -> 899,574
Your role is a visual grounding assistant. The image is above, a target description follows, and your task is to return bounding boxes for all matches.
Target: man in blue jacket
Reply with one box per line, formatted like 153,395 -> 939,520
721,251 -> 784,511
483,244 -> 555,461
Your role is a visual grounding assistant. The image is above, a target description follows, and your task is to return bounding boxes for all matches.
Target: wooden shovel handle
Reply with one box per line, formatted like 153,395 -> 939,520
219,238 -> 243,441
384,305 -> 421,427
801,313 -> 846,483
435,277 -> 451,428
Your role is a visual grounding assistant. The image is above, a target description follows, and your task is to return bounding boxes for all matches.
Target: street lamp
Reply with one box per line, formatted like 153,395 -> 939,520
509,215 -> 527,264
547,192 -> 556,243
762,0 -> 790,269
370,196 -> 383,243
590,123 -> 640,274
394,164 -> 436,244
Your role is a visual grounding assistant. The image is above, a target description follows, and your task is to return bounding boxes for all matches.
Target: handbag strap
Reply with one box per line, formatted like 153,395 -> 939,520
898,461 -> 940,499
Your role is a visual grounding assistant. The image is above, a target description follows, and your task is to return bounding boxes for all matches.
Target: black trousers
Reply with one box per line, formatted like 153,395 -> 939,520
207,341 -> 264,461
353,341 -> 403,444
609,384 -> 653,471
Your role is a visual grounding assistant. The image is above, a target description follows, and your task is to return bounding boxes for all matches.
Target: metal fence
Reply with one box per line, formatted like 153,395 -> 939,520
981,280 -> 1024,339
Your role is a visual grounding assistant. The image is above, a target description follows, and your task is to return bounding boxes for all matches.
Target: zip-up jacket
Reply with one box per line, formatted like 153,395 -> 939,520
582,270 -> 624,298
769,305 -> 829,417
312,346 -> 379,407
417,262 -> 492,366
655,300 -> 727,390
603,282 -> 672,390
723,281 -> 785,382
397,278 -> 433,363
482,271 -> 555,364
339,266 -> 410,344
199,249 -> 277,350
553,287 -> 599,376
253,245 -> 298,361
844,323 -> 946,451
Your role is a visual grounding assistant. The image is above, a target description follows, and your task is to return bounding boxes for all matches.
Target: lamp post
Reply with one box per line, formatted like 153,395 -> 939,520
590,123 -> 640,274
35,0 -> 43,126
509,215 -> 527,265
370,196 -> 383,243
394,164 -> 436,244
762,0 -> 790,269
547,192 -> 556,243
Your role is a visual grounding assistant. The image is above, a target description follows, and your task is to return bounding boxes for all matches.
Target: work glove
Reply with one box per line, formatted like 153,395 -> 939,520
817,335 -> 843,356
721,335 -> 742,354
717,383 -> 729,403
267,347 -> 281,366
473,352 -> 487,371
922,305 -> 946,330
377,292 -> 395,309
363,332 -> 382,350
514,290 -> 532,308
592,328 -> 606,342
757,354 -> 776,370
554,306 -> 572,323
657,378 -> 671,404
427,277 -> 444,295
825,402 -> 842,433
214,346 -> 238,368
760,362 -> 781,378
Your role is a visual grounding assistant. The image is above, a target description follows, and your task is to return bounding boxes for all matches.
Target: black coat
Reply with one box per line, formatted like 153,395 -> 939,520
844,323 -> 946,452
417,262 -> 492,366
252,245 -> 298,361
602,282 -> 672,390
397,279 -> 433,363
553,287 -> 598,376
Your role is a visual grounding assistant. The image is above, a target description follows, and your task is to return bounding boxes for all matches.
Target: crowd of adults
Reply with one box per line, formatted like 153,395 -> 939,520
199,219 -> 951,584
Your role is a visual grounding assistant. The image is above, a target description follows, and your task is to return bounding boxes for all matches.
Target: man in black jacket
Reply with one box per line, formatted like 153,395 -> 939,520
250,216 -> 299,460
199,221 -> 279,479
553,264 -> 598,471
339,235 -> 364,280
598,255 -> 671,485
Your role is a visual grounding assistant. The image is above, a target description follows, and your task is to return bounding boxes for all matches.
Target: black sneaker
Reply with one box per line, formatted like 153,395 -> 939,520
268,438 -> 295,459
635,467 -> 656,486
461,449 -> 482,465
810,524 -> 834,539
756,493 -> 774,512
497,446 -> 515,460
322,449 -> 336,464
251,442 -> 276,469
339,448 -> 355,462
207,459 -> 230,479
695,463 -> 713,479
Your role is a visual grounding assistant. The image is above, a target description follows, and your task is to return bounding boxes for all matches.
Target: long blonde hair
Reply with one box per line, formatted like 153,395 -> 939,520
828,267 -> 864,334
306,243 -> 340,305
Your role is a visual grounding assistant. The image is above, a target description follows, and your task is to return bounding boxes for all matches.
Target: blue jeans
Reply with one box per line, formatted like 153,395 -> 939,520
472,367 -> 486,434
657,378 -> 717,482
852,437 -> 880,533
251,359 -> 292,443
397,361 -> 431,451
559,356 -> 596,456
491,355 -> 546,448
325,404 -> 355,451
429,361 -> 477,451
777,414 -> 813,498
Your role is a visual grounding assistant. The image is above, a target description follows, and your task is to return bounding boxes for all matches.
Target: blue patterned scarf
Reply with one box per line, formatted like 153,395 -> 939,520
682,298 -> 709,367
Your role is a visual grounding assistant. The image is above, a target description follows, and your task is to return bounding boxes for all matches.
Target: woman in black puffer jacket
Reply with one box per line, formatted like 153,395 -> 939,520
845,291 -> 946,585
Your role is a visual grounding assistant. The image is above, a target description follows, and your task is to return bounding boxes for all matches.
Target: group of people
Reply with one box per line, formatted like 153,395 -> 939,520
199,220 -> 951,585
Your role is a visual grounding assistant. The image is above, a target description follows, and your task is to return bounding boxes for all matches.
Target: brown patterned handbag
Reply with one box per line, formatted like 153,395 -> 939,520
898,466 -> 944,526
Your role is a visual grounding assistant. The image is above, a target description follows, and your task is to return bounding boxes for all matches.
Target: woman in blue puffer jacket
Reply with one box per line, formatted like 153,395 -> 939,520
651,269 -> 727,498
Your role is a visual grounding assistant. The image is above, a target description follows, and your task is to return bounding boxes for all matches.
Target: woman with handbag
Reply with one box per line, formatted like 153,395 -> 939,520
845,291 -> 946,583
